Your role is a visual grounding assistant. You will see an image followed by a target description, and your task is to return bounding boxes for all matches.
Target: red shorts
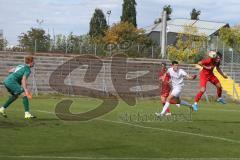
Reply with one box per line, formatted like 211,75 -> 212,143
200,72 -> 220,88
160,85 -> 171,98
161,92 -> 170,98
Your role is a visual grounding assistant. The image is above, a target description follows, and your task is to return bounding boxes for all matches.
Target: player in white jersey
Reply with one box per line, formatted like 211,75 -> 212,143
156,61 -> 197,116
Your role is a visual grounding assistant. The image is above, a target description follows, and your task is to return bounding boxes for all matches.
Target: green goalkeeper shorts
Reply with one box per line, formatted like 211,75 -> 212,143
3,79 -> 24,95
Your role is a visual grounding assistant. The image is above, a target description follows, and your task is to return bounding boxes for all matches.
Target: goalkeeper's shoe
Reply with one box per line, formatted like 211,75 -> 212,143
24,112 -> 36,119
0,107 -> 7,118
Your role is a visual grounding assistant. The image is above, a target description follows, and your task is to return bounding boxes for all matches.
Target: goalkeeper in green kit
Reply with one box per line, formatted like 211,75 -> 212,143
0,56 -> 36,119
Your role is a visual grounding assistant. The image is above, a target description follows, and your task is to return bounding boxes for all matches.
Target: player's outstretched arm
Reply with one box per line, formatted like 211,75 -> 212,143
216,66 -> 228,79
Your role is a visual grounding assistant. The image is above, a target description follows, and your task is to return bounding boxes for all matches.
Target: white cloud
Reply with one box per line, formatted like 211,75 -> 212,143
0,0 -> 239,45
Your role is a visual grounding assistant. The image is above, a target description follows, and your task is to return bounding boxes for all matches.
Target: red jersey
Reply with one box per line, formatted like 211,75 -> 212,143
200,58 -> 220,75
159,70 -> 171,95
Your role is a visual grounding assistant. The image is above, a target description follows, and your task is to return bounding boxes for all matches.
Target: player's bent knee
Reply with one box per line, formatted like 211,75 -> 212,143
216,83 -> 222,89
12,94 -> 19,100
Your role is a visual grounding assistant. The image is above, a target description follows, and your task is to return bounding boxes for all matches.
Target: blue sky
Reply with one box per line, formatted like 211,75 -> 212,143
0,0 -> 239,45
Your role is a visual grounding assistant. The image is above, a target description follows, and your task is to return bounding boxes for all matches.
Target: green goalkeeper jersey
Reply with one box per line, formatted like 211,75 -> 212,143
5,64 -> 31,84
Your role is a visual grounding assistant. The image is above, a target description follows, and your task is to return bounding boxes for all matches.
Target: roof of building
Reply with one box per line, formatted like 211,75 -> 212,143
145,18 -> 228,36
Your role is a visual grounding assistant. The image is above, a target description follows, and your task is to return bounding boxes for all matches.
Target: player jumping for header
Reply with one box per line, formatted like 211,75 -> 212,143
193,51 -> 227,111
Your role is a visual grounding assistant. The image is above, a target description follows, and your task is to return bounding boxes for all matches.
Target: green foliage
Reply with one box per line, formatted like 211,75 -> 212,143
163,5 -> 172,21
121,0 -> 137,27
154,5 -> 172,24
89,8 -> 108,38
55,33 -> 92,54
190,8 -> 201,20
219,27 -> 240,52
55,34 -> 67,53
18,28 -> 50,52
167,25 -> 207,63
102,22 -> 153,57
103,22 -> 152,45
0,38 -> 8,51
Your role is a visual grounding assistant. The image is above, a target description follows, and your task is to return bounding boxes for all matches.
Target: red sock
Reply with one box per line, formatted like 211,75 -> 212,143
217,87 -> 222,98
170,99 -> 177,104
195,91 -> 204,102
166,107 -> 170,113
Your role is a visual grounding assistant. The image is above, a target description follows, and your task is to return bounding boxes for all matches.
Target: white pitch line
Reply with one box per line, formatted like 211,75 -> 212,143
35,109 -> 56,115
201,108 -> 240,113
33,109 -> 240,145
97,118 -> 240,144
0,155 -> 159,160
0,156 -> 240,160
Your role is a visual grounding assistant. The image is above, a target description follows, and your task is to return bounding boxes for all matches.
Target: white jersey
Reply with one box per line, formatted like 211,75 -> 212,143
167,68 -> 187,88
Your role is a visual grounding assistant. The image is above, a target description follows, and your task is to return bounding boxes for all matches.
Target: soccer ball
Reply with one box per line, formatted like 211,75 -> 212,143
208,51 -> 217,58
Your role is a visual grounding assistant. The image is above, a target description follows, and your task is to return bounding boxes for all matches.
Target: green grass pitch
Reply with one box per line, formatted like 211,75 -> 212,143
0,96 -> 240,160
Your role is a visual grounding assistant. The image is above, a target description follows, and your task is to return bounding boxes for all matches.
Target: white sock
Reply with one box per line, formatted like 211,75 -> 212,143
25,111 -> 30,114
0,106 -> 5,110
161,102 -> 170,115
180,100 -> 192,107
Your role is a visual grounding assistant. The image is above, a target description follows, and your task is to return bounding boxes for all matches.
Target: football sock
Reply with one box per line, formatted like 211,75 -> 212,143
162,102 -> 170,113
3,95 -> 18,108
23,96 -> 29,112
166,107 -> 170,113
217,87 -> 222,98
180,100 -> 192,107
195,91 -> 204,102
170,99 -> 177,104
161,102 -> 170,115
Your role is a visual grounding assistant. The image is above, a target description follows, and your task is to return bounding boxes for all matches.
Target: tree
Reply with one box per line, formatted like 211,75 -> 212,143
103,22 -> 152,45
163,5 -> 172,21
121,0 -> 137,27
55,34 -> 67,53
219,27 -> 240,52
167,25 -> 207,63
190,8 -> 201,20
18,28 -> 50,52
103,22 -> 153,57
0,38 -> 8,51
55,33 -> 92,54
89,8 -> 108,38
154,5 -> 172,24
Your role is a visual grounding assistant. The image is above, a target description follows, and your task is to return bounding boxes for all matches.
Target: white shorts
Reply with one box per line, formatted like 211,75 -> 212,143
170,86 -> 183,98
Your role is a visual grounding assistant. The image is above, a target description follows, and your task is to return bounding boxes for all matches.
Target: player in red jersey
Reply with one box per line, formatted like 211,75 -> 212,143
159,63 -> 172,115
193,51 -> 228,111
